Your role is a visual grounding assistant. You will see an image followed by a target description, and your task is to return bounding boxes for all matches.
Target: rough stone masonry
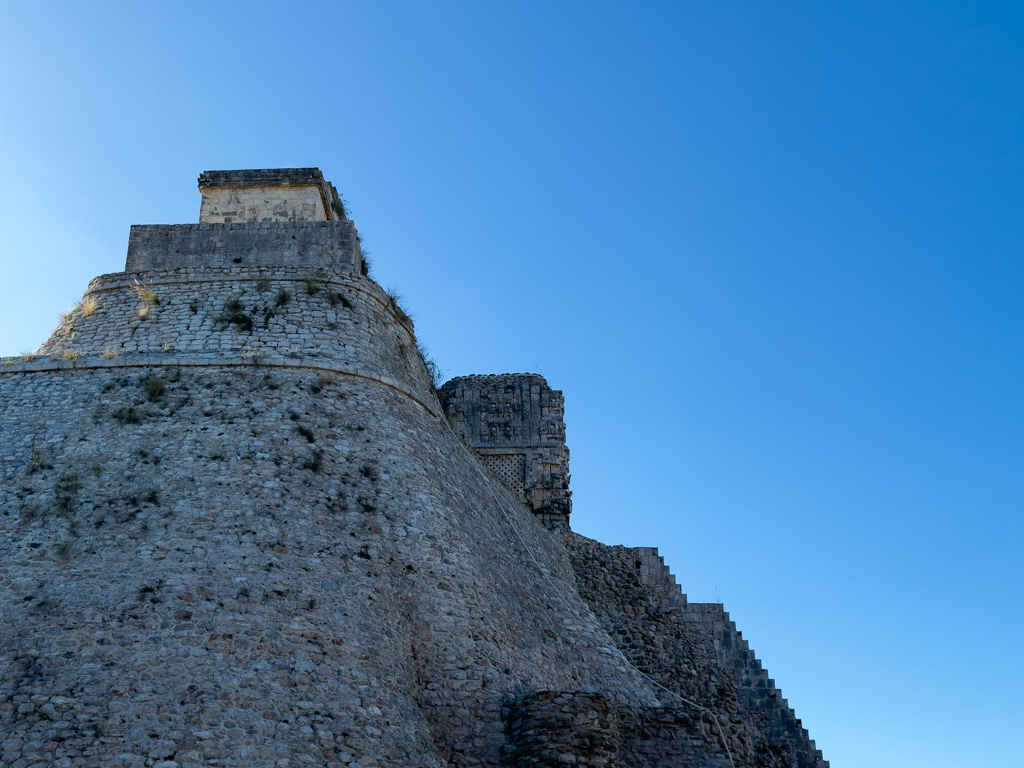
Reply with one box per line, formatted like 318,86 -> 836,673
0,169 -> 828,768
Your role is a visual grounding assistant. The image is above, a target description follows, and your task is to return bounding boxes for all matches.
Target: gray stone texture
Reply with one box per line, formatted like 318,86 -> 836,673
0,169 -> 828,768
439,375 -> 571,524
197,168 -> 344,224
561,533 -> 828,768
126,222 -> 363,273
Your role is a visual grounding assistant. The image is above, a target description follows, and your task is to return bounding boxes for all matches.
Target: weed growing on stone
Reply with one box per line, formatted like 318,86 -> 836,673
103,348 -> 117,359
304,277 -> 322,295
28,449 -> 54,474
112,407 -> 141,425
19,350 -> 36,362
297,425 -> 316,443
385,287 -> 413,326
134,280 -> 159,304
221,297 -> 254,332
54,541 -> 73,560
303,449 -> 324,473
256,279 -> 271,292
417,342 -> 444,391
61,350 -> 82,362
138,306 -> 150,321
54,473 -> 80,513
143,376 -> 165,401
275,289 -> 292,307
80,296 -> 99,317
326,290 -> 351,309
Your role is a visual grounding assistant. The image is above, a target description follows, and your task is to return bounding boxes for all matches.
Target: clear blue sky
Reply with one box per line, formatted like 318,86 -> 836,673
1,3 -> 1021,766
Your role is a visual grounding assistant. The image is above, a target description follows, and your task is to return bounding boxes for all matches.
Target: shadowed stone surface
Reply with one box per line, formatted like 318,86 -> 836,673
0,169 -> 828,768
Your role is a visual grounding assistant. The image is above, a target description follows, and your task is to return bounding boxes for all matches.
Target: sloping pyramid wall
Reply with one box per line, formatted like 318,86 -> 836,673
0,261 -> 659,768
0,168 -> 830,768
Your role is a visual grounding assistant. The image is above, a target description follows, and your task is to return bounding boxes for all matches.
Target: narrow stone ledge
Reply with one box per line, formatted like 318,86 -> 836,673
0,354 -> 441,417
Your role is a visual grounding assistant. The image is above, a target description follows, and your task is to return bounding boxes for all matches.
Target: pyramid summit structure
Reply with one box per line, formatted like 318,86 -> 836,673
0,169 -> 828,768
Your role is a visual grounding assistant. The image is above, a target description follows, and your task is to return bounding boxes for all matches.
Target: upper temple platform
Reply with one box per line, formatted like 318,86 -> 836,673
125,168 -> 365,274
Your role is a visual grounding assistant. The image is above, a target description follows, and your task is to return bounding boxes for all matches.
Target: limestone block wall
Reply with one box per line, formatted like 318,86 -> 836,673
560,532 -> 828,768
197,168 -> 342,224
615,706 -> 733,768
126,221 -> 363,273
0,166 -> 831,768
439,375 -> 571,523
502,691 -> 620,767
501,693 -> 735,768
31,265 -> 435,409
0,363 -> 660,768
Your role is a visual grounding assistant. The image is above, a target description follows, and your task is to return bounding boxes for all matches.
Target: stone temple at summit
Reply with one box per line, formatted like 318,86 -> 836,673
0,168 -> 829,768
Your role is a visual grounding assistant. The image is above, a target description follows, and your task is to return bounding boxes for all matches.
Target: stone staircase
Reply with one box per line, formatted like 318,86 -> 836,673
629,547 -> 828,768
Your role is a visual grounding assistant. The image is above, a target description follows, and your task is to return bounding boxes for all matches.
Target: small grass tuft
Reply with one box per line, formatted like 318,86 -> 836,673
256,279 -> 271,292
303,449 -> 324,473
220,297 -> 254,332
326,290 -> 352,309
143,376 -> 165,401
134,280 -> 159,304
55,473 -> 80,513
80,296 -> 99,317
296,425 -> 316,443
385,287 -> 413,326
417,343 -> 444,391
103,348 -> 117,359
304,277 -> 322,295
138,306 -> 150,321
54,541 -> 74,560
113,407 -> 141,425
275,289 -> 292,307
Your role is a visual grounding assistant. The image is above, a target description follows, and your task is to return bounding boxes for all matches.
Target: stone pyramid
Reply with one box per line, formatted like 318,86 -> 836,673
0,169 -> 828,768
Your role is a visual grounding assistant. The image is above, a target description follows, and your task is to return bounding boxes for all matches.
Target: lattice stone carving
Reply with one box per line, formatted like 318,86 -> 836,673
482,454 -> 526,498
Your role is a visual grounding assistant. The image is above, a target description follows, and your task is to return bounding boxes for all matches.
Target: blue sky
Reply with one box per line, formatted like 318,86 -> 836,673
1,3 -> 1022,766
